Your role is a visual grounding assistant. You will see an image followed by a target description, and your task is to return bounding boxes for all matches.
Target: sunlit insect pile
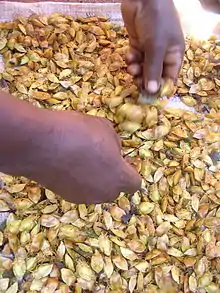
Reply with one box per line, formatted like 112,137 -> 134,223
0,13 -> 220,293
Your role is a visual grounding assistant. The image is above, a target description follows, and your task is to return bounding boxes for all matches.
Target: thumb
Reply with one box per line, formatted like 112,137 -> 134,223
143,44 -> 165,94
120,159 -> 142,194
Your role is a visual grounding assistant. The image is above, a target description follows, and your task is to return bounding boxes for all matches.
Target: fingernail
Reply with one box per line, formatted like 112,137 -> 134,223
147,81 -> 159,93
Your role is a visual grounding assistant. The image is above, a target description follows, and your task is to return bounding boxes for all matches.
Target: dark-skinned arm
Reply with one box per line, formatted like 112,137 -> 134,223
121,0 -> 220,95
0,92 -> 141,204
0,91 -> 46,177
121,0 -> 185,94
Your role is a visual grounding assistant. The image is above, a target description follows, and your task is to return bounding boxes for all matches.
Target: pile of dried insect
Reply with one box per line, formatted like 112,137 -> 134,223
0,13 -> 219,293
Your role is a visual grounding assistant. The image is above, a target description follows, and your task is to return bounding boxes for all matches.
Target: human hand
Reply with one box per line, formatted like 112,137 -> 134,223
27,111 -> 141,204
121,0 -> 185,94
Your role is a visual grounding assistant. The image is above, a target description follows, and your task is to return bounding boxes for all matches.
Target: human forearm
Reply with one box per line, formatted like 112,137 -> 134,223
0,91 -> 141,204
0,91 -> 49,177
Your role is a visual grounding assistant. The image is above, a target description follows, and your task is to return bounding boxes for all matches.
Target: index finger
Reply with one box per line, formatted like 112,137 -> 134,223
143,42 -> 166,93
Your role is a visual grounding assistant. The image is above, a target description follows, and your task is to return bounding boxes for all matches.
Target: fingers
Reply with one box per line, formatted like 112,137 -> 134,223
122,0 -> 185,94
126,49 -> 143,65
120,159 -> 142,194
126,49 -> 143,87
127,45 -> 184,93
143,44 -> 165,93
122,0 -> 165,94
121,0 -> 137,41
126,50 -> 142,77
127,63 -> 142,77
163,46 -> 185,83
121,0 -> 144,82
